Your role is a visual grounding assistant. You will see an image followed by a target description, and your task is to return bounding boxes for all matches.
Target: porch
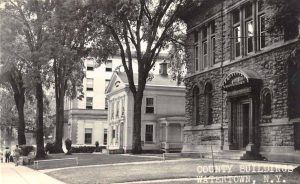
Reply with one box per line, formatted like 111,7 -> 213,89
158,117 -> 186,153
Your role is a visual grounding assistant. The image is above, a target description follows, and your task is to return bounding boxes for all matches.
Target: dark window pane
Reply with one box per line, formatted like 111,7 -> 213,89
233,10 -> 240,24
145,125 -> 153,142
202,27 -> 207,38
87,66 -> 94,71
245,3 -> 252,18
194,32 -> 198,43
146,107 -> 154,113
211,20 -> 216,34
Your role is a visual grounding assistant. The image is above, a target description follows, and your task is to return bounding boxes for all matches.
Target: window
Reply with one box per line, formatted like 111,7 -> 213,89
202,41 -> 208,68
105,97 -> 108,110
193,86 -> 200,125
112,129 -> 116,139
116,100 -> 119,118
145,98 -> 154,114
211,37 -> 216,64
233,9 -> 241,58
204,83 -> 213,125
103,129 -> 107,145
121,98 -> 125,116
194,32 -> 199,72
145,124 -> 154,142
85,128 -> 92,144
86,78 -> 94,91
86,60 -> 94,71
106,60 -> 112,72
258,14 -> 266,49
86,97 -> 93,109
111,101 -> 114,119
262,92 -> 272,116
244,3 -> 254,54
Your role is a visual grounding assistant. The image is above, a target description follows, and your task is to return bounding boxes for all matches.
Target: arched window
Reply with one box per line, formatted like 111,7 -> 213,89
204,83 -> 213,125
262,91 -> 272,116
193,86 -> 200,125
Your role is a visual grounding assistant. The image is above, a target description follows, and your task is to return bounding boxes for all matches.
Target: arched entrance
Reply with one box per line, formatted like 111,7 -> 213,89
222,69 -> 262,152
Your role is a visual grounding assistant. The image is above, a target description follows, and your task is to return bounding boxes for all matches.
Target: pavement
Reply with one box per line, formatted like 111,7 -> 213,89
0,162 -> 65,184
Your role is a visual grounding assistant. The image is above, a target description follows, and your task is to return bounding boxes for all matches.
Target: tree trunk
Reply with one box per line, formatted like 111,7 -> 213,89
16,94 -> 26,145
14,91 -> 26,145
35,81 -> 45,159
131,92 -> 143,154
54,64 -> 65,153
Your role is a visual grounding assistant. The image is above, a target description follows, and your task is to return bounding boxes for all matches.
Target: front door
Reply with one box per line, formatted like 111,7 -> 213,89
231,100 -> 251,150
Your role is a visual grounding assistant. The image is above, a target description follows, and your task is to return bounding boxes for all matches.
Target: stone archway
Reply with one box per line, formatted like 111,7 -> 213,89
222,68 -> 262,152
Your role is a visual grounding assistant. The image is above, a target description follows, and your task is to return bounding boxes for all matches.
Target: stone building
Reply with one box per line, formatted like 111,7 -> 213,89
181,0 -> 300,162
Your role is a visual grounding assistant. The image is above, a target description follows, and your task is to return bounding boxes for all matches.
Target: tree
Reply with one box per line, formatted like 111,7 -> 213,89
267,0 -> 300,40
0,0 -> 55,159
89,0 -> 191,153
47,0 -> 95,152
0,58 -> 27,145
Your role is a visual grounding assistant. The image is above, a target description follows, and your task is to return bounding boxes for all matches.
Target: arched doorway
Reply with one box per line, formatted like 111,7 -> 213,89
222,69 -> 262,151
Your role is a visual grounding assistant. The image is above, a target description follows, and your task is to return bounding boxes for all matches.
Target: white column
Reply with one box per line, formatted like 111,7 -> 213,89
165,123 -> 169,151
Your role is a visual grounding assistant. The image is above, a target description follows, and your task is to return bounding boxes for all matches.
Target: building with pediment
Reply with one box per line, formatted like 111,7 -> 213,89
105,63 -> 186,153
181,0 -> 300,162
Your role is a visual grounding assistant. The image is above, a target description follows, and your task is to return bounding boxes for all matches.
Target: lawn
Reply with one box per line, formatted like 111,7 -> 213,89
30,153 -> 164,170
46,159 -> 300,184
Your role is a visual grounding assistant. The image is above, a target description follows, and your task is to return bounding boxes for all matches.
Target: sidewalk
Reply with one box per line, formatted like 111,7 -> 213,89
0,162 -> 65,184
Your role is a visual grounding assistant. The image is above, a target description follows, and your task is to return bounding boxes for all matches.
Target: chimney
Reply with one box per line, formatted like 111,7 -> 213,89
159,60 -> 168,76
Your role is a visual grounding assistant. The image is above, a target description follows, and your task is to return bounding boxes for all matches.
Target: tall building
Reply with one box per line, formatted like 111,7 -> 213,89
181,0 -> 300,162
65,54 -> 170,147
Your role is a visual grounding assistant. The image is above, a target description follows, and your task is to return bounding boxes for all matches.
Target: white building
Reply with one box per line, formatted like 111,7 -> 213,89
105,63 -> 186,153
64,54 -> 169,146
64,57 -> 121,146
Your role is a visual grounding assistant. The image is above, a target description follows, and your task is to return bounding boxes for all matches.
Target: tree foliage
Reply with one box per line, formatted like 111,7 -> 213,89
88,0 -> 191,153
267,0 -> 300,40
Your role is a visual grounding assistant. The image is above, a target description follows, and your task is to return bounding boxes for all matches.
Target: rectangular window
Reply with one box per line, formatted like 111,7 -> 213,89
234,26 -> 241,57
112,129 -> 116,139
194,45 -> 199,71
233,10 -> 240,24
145,124 -> 154,142
106,60 -> 112,72
116,100 -> 119,118
86,60 -> 94,71
259,14 -> 266,49
202,41 -> 208,68
245,3 -> 252,18
145,98 -> 154,114
211,37 -> 216,64
86,78 -> 94,91
85,128 -> 92,144
86,97 -> 93,109
246,20 -> 254,53
103,129 -> 107,145
105,97 -> 108,110
111,101 -> 114,119
121,98 -> 125,116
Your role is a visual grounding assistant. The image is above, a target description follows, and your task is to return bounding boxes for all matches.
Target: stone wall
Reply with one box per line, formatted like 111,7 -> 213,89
183,0 -> 299,154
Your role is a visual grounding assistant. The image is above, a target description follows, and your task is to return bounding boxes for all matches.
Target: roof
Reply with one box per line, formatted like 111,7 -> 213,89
117,72 -> 184,87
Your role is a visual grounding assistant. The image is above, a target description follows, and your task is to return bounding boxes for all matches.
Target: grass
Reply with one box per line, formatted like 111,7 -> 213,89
29,153 -> 163,170
46,159 -> 300,184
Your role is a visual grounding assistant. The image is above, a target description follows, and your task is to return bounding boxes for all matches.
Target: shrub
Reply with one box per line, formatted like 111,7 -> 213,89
65,139 -> 72,155
45,142 -> 55,153
94,141 -> 101,152
20,145 -> 34,156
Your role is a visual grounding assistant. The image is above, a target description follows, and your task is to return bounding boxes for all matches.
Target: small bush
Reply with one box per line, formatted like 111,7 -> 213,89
45,142 -> 55,153
20,145 -> 34,156
94,141 -> 101,152
65,139 -> 72,155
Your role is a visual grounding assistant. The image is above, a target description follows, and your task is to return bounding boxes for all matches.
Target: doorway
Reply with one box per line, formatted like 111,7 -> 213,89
231,100 -> 251,150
